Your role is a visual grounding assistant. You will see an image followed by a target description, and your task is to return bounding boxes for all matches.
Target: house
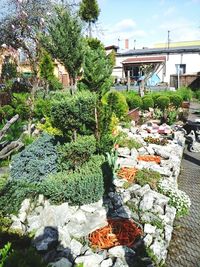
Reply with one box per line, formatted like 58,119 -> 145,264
112,40 -> 200,89
0,46 -> 70,87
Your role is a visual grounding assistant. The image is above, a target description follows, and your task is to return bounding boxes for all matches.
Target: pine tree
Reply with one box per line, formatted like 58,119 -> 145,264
79,0 -> 100,37
39,49 -> 55,96
44,7 -> 84,92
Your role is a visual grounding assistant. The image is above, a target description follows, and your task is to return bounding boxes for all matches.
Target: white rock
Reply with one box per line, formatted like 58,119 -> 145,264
108,246 -> 126,258
140,192 -> 154,211
19,198 -> 31,213
117,157 -> 137,168
58,226 -> 71,248
80,199 -> 103,213
49,258 -> 72,267
70,239 -> 83,257
100,258 -> 113,267
37,194 -> 45,206
143,234 -> 153,247
72,209 -> 87,224
75,254 -> 104,267
134,184 -> 151,197
138,147 -> 147,155
144,224 -> 156,234
165,225 -> 173,244
165,206 -> 176,225
130,148 -> 138,160
11,220 -> 24,231
113,177 -> 126,188
18,211 -> 27,223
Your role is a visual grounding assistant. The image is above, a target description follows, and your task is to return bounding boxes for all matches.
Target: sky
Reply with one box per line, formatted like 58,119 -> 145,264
95,0 -> 200,49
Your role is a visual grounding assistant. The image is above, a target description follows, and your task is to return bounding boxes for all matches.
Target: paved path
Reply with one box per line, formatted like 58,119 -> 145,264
166,101 -> 200,267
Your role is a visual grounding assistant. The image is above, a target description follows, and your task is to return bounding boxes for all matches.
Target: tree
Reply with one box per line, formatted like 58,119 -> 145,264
43,6 -> 84,91
79,0 -> 100,37
79,38 -> 115,140
39,49 -> 55,96
0,0 -> 55,134
79,38 -> 114,96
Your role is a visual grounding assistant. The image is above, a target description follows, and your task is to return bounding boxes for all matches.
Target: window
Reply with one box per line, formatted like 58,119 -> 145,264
175,64 -> 186,75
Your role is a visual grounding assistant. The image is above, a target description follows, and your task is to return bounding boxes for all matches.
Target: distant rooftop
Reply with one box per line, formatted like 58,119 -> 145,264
154,40 -> 200,48
117,45 -> 200,57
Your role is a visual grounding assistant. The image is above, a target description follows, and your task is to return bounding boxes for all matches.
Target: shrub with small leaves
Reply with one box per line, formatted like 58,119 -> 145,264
58,135 -> 96,171
10,134 -> 58,182
155,96 -> 170,111
126,94 -> 142,110
169,94 -> 183,108
39,155 -> 105,206
142,96 -> 154,110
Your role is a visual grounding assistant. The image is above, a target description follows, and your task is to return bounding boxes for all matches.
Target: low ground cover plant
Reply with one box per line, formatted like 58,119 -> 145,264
10,134 -> 58,182
135,169 -> 161,190
158,180 -> 191,217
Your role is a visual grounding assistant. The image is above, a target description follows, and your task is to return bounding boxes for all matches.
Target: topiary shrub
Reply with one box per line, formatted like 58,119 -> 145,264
105,90 -> 128,119
169,94 -> 183,108
127,95 -> 142,110
0,180 -> 38,215
142,96 -> 154,110
51,90 -> 96,137
10,134 -> 58,182
58,135 -> 96,171
154,96 -> 170,111
39,155 -> 105,206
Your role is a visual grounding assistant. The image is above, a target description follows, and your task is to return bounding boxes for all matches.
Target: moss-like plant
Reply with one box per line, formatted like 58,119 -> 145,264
135,169 -> 161,190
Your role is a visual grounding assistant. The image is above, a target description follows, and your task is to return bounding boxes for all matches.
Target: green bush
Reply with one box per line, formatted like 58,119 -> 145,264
116,132 -> 142,149
39,155 -> 105,206
58,135 -> 96,171
51,90 -> 96,137
0,180 -> 38,215
177,87 -> 192,101
0,105 -> 15,121
149,92 -> 162,103
34,98 -> 51,119
105,90 -> 128,119
4,248 -> 47,267
135,169 -> 161,190
169,94 -> 183,108
142,96 -> 154,110
194,90 -> 200,101
126,94 -> 142,110
10,134 -> 58,182
48,76 -> 63,91
12,93 -> 30,121
155,96 -> 170,110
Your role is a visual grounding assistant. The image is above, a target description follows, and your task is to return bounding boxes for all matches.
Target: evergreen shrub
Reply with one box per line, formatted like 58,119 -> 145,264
169,94 -> 183,108
177,87 -> 192,101
51,91 -> 96,136
142,96 -> 154,110
126,94 -> 142,110
105,90 -> 128,119
10,134 -> 58,182
154,96 -> 170,110
39,155 -> 105,205
58,135 -> 96,171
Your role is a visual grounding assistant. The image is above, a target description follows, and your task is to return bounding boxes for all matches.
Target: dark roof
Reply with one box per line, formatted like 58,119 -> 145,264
122,56 -> 166,64
105,45 -> 119,51
117,46 -> 200,57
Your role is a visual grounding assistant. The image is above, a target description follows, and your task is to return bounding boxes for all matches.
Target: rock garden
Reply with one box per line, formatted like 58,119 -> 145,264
0,1 -> 197,266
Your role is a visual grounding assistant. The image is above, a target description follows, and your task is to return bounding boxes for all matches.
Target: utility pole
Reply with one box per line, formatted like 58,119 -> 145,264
167,30 -> 170,60
134,39 -> 136,50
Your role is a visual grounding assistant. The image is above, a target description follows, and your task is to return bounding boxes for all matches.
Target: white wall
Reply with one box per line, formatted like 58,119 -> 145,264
114,52 -> 200,84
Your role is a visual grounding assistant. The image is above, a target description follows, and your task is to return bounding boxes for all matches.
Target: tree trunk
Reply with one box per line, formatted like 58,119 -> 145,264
88,21 -> 92,38
94,106 -> 100,141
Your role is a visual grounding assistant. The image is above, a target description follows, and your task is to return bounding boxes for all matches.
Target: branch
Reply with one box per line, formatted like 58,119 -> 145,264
0,139 -> 24,160
0,114 -> 19,142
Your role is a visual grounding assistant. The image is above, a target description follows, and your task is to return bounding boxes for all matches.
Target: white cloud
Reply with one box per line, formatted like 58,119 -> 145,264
164,6 -> 176,16
113,18 -> 136,33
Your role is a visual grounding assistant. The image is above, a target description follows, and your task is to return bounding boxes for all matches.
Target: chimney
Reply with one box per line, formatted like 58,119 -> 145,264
125,39 -> 129,49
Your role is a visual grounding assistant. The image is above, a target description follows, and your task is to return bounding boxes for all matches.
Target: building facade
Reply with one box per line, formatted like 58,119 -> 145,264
112,41 -> 200,88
